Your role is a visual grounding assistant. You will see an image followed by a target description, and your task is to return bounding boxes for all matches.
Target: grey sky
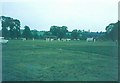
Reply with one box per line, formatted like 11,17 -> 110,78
0,0 -> 119,32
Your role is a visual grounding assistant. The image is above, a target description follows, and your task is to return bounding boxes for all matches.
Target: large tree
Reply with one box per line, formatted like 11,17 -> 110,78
105,22 -> 118,41
1,16 -> 11,38
1,16 -> 21,39
9,19 -> 21,39
50,26 -> 68,39
71,29 -> 79,40
22,26 -> 32,40
14,19 -> 21,38
31,29 -> 39,39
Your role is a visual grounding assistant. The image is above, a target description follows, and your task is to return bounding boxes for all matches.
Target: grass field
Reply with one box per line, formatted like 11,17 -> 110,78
2,40 -> 118,81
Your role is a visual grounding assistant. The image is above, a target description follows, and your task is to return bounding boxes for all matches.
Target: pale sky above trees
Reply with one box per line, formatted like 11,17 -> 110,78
0,0 -> 119,32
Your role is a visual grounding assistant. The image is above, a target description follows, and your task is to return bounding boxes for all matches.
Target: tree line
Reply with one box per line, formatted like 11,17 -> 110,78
0,16 -> 119,42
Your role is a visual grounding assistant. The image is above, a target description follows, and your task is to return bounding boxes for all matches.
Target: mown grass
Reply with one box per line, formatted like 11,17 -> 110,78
2,40 -> 118,81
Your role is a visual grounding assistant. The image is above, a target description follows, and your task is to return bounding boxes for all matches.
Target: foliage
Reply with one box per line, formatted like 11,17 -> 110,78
0,16 -> 118,41
1,16 -> 21,39
22,26 -> 32,40
2,27 -> 9,39
43,31 -> 52,37
31,30 -> 39,39
71,29 -> 80,39
105,22 -> 118,41
50,26 -> 68,39
66,32 -> 71,39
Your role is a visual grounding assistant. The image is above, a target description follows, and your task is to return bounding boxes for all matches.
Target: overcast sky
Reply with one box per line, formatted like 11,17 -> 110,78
0,0 -> 119,32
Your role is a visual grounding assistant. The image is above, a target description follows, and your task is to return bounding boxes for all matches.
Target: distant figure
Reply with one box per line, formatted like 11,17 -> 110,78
46,38 -> 50,42
32,38 -> 35,41
77,39 -> 80,41
58,38 -> 60,41
61,38 -> 67,42
66,38 -> 71,41
22,38 -> 26,41
86,37 -> 96,42
50,38 -> 54,41
93,38 -> 96,42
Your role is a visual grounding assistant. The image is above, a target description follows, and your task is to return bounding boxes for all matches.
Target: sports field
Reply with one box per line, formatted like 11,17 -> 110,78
2,40 -> 118,81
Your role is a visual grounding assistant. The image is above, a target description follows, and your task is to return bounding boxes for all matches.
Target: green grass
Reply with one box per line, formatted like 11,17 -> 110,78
2,40 -> 118,81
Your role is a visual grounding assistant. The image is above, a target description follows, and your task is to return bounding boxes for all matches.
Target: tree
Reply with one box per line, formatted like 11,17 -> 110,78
66,32 -> 71,39
2,27 -> 9,38
43,31 -> 52,37
50,26 -> 68,39
31,30 -> 39,39
22,26 -> 32,40
13,19 -> 21,39
9,19 -> 21,39
58,26 -> 68,39
71,29 -> 79,40
1,16 -> 12,38
105,22 -> 118,41
50,26 -> 58,36
1,16 -> 21,39
38,31 -> 45,39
